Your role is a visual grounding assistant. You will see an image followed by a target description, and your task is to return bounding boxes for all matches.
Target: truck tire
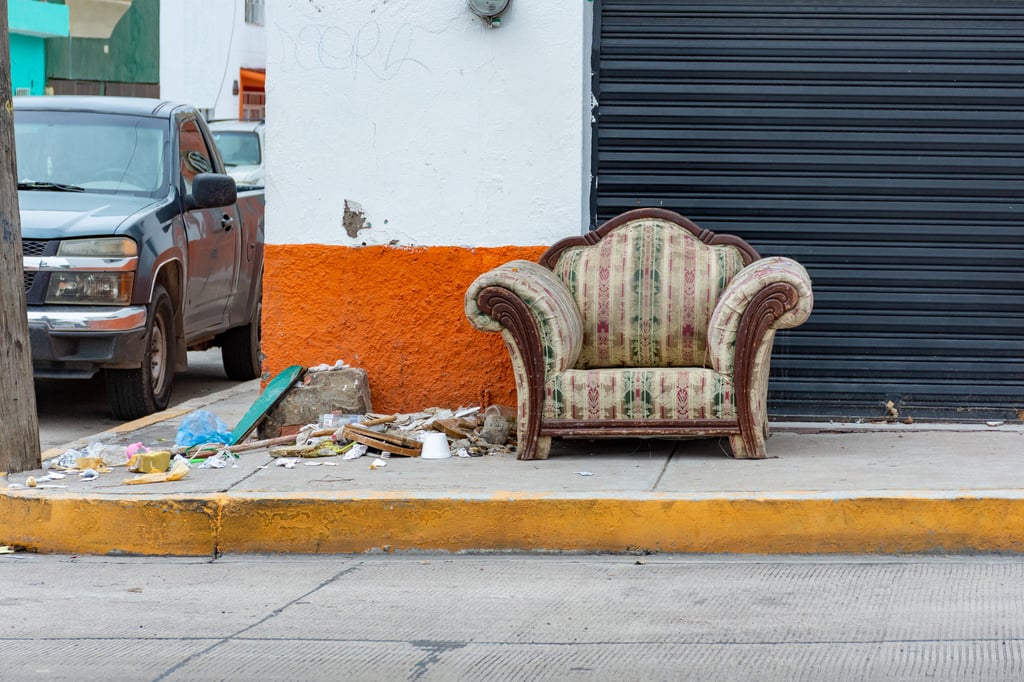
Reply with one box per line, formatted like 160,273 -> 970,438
221,292 -> 261,381
105,284 -> 176,420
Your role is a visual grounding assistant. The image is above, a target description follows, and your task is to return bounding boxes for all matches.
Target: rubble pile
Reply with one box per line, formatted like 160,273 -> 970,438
4,362 -> 518,491
227,404 -> 518,462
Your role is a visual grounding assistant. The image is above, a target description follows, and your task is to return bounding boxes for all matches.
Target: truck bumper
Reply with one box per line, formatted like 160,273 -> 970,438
28,306 -> 149,379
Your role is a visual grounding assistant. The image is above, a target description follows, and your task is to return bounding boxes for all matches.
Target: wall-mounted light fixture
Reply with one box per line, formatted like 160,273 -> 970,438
468,0 -> 510,28
232,79 -> 239,95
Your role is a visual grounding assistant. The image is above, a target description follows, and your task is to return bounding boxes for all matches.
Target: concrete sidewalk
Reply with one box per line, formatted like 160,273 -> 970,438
3,380 -> 1023,557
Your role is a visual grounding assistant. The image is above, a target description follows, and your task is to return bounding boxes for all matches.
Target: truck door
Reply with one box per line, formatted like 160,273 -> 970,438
178,117 -> 241,334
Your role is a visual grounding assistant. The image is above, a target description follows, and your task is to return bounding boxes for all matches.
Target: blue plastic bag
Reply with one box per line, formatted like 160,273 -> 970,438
175,410 -> 233,448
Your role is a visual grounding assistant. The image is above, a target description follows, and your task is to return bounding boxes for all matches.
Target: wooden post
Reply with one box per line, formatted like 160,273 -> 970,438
0,0 -> 42,474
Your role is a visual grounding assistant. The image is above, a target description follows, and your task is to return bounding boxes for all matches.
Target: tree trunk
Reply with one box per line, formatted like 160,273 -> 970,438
0,0 -> 42,474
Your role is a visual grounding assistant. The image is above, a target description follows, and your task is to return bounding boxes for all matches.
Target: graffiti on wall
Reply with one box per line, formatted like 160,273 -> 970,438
273,18 -> 459,81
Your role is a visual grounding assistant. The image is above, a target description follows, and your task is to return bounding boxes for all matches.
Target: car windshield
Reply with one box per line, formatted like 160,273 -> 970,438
14,109 -> 168,196
211,131 -> 261,167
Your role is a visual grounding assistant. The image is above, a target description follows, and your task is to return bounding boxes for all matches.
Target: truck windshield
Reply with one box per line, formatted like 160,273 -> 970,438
14,110 -> 168,197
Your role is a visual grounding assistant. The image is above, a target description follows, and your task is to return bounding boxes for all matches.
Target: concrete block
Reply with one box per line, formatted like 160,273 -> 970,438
259,367 -> 372,438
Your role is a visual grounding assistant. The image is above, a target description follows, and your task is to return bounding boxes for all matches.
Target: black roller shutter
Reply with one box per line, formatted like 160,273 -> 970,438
594,0 -> 1024,421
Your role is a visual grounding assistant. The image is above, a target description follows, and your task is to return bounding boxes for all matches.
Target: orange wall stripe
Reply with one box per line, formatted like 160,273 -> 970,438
263,244 -> 546,413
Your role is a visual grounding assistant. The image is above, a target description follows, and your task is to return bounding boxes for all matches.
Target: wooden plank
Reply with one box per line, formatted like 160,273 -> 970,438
341,423 -> 422,457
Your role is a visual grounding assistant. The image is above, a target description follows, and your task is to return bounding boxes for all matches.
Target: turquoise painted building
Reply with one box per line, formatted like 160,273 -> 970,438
8,0 -> 69,95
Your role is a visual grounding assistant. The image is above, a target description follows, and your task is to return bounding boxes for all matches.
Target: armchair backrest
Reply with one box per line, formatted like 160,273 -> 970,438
542,210 -> 757,369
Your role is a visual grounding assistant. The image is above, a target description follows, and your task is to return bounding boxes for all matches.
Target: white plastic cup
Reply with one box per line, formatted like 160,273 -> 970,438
420,432 -> 451,459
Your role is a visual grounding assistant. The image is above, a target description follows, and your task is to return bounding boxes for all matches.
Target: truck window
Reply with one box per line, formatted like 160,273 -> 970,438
178,119 -> 214,193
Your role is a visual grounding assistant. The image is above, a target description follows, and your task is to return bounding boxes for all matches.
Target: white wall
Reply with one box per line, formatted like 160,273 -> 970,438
160,0 -> 265,121
265,0 -> 592,247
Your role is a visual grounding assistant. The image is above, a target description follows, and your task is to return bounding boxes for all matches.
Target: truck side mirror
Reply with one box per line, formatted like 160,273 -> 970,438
186,173 -> 237,210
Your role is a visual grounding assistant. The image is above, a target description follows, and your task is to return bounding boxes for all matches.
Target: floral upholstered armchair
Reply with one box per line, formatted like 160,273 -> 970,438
465,208 -> 814,460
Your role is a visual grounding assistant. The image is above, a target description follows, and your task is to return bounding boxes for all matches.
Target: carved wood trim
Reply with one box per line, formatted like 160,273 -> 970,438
732,281 -> 801,457
539,208 -> 761,270
476,286 -> 547,460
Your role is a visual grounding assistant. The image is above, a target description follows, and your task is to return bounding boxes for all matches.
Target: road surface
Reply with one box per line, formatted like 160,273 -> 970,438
2,553 -> 1022,681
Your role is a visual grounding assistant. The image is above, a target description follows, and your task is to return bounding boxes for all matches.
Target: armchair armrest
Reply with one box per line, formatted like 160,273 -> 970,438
707,256 -> 814,375
465,260 -> 583,375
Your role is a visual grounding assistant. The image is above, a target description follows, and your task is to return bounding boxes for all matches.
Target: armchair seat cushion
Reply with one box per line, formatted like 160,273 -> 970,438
544,367 -> 735,421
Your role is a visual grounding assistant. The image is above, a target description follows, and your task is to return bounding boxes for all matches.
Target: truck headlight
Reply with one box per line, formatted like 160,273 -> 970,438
56,237 -> 138,258
46,272 -> 135,304
44,237 -> 138,304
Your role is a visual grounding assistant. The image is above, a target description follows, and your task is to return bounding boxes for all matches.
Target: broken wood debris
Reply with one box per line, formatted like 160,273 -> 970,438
341,424 -> 423,457
212,369 -> 520,461
269,442 -> 354,459
228,406 -> 518,459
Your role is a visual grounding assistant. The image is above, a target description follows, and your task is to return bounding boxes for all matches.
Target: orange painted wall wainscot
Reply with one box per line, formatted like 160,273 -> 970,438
262,244 -> 546,413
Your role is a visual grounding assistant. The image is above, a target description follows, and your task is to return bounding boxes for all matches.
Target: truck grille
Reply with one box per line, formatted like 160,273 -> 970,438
22,239 -> 48,257
22,239 -> 49,293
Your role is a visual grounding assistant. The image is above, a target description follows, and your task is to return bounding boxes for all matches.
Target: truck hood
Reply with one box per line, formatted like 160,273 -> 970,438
18,191 -> 165,239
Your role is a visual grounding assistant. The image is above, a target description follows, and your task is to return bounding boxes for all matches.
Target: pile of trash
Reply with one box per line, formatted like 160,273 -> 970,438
11,404 -> 516,489
12,440 -> 196,489
184,404 -> 518,465
8,362 -> 518,489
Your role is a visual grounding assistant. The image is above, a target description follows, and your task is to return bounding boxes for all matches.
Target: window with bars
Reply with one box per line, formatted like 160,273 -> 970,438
242,92 -> 266,121
245,0 -> 265,26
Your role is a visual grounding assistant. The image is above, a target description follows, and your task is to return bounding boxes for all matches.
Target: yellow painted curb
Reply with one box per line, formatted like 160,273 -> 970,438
1,493 -> 220,556
217,494 -> 1024,555
105,406 -> 195,434
9,491 -> 1024,557
5,492 -> 1024,556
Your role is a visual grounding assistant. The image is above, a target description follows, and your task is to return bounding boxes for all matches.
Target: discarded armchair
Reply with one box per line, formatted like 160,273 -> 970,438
465,208 -> 813,460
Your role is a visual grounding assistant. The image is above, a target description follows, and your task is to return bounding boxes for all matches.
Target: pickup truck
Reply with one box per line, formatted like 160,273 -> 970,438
14,96 -> 265,420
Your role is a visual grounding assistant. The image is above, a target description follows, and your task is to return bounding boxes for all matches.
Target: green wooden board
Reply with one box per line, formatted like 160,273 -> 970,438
229,365 -> 306,445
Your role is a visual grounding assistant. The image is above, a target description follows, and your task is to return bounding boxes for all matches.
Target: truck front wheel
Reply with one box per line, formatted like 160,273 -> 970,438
105,284 -> 176,420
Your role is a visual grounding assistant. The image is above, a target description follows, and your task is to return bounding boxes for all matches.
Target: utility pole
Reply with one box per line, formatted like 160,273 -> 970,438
0,0 -> 42,474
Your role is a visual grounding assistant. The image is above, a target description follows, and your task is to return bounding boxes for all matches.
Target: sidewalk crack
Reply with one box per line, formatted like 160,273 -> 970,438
226,463 -> 268,490
652,442 -> 678,491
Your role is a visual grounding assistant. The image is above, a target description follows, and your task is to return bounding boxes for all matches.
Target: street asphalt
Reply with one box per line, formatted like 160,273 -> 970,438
4,554 -> 1024,681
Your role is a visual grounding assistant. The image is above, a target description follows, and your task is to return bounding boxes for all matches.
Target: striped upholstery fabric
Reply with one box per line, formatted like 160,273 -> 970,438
550,219 -> 747,369
544,367 -> 736,421
465,260 -> 584,376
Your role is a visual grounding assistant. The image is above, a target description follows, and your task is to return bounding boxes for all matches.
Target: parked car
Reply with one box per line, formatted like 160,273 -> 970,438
15,96 -> 265,420
208,119 -> 265,189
